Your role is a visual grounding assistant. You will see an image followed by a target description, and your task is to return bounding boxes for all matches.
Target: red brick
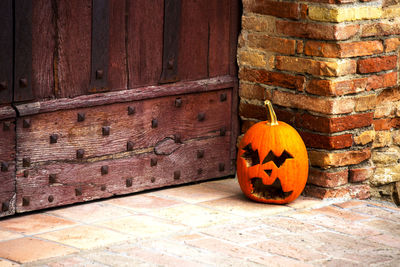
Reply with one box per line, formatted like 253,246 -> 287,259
349,166 -> 376,182
377,87 -> 400,103
308,148 -> 371,168
241,119 -> 257,133
296,40 -> 304,54
239,83 -> 268,100
308,168 -> 349,187
385,38 -> 400,52
362,21 -> 400,37
355,94 -> 377,112
274,108 -> 296,125
305,41 -> 384,58
330,113 -> 374,132
306,78 -> 366,96
296,112 -> 373,133
383,0 -> 400,7
357,55 -> 398,74
349,184 -> 371,199
373,118 -> 400,131
304,185 -> 350,199
306,0 -> 357,3
305,184 -> 370,199
366,72 -> 398,90
239,68 -> 305,90
239,102 -> 267,121
300,132 -> 353,150
276,56 -> 356,77
300,4 -> 308,20
272,90 -> 355,115
247,34 -> 296,55
243,0 -> 301,20
295,113 -> 332,133
276,20 -> 359,41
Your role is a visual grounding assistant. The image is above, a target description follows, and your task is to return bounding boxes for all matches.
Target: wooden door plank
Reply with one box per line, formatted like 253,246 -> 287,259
159,0 -> 181,84
208,0 -> 231,77
0,0 -> 13,104
89,0 -> 110,92
109,0 -> 127,91
32,0 -> 56,100
14,0 -> 34,102
16,89 -> 232,166
0,118 -> 16,217
127,0 -> 163,88
15,76 -> 234,116
16,135 -> 232,212
56,0 -> 91,98
178,0 -> 209,81
229,0 -> 240,76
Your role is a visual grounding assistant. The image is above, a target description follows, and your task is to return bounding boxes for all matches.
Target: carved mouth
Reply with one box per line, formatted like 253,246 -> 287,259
250,177 -> 293,200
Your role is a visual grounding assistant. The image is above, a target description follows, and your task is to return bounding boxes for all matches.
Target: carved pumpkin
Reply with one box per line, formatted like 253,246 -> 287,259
237,100 -> 308,204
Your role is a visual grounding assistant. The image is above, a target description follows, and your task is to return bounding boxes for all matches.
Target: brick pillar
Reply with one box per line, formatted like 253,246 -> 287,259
238,0 -> 400,201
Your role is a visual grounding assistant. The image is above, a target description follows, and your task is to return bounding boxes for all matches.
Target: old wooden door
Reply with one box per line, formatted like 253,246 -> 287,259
0,0 -> 240,216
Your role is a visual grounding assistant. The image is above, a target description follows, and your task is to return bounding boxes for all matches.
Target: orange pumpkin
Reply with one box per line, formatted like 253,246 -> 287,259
237,100 -> 308,204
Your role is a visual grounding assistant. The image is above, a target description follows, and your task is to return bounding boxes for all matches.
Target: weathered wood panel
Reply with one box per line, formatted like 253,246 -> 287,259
16,89 -> 232,167
208,0 -> 231,77
16,76 -> 234,116
229,0 -> 240,76
109,0 -> 127,91
16,135 -> 232,212
0,117 -> 16,217
178,0 -> 209,81
0,0 -> 13,104
127,0 -> 164,88
14,0 -> 34,102
56,0 -> 91,98
32,0 -> 55,99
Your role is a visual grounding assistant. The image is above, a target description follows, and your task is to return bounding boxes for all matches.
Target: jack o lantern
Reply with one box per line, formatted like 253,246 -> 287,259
237,100 -> 308,204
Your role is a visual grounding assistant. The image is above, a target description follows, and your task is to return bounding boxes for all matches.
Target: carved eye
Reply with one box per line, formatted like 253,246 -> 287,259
262,150 -> 293,168
241,144 -> 260,167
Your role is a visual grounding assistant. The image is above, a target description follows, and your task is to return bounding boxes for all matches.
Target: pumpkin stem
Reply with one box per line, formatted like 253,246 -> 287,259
264,100 -> 278,126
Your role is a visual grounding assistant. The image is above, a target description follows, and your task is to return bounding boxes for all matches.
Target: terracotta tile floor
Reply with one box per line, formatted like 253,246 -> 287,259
0,177 -> 399,266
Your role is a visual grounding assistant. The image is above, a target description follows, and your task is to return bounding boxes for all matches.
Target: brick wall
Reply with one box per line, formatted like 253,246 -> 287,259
238,0 -> 400,204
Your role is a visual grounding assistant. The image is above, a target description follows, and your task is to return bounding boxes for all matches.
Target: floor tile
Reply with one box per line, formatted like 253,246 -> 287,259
0,237 -> 77,264
249,238 -> 327,262
0,230 -> 23,242
199,218 -> 267,244
287,196 -> 328,209
136,238 -> 258,266
350,204 -> 400,221
0,214 -> 76,235
152,183 -> 237,203
112,245 -> 205,267
82,250 -> 149,267
200,177 -> 243,195
186,237 -> 282,264
311,206 -> 370,221
105,194 -> 183,213
36,225 -> 128,250
254,216 -> 322,234
0,259 -> 20,267
149,204 -> 240,228
362,219 -> 400,236
201,194 -> 293,217
46,202 -> 134,223
43,256 -> 106,267
95,214 -> 186,239
334,200 -> 366,209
